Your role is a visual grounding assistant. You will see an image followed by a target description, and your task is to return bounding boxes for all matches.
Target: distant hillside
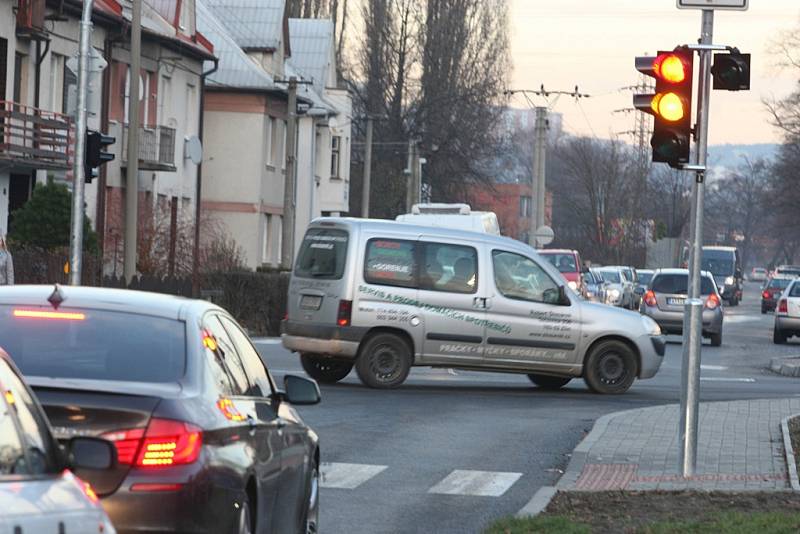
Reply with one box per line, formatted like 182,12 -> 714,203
707,143 -> 779,177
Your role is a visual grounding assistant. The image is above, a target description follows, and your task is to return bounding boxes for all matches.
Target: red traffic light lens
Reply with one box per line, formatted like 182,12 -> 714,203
651,92 -> 685,122
655,54 -> 687,83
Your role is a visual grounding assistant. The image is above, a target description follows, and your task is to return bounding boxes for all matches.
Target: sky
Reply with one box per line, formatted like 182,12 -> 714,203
509,0 -> 800,145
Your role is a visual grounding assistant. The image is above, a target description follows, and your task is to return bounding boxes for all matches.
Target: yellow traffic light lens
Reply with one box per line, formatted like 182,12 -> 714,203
653,92 -> 685,122
657,55 -> 687,83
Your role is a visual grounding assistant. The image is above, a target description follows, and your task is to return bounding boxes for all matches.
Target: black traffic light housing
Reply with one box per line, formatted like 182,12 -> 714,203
84,129 -> 115,183
711,51 -> 750,91
634,48 -> 694,169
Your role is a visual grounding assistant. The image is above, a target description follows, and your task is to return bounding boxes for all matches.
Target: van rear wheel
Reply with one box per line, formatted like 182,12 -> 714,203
356,333 -> 412,389
527,374 -> 571,390
300,354 -> 353,383
583,340 -> 637,395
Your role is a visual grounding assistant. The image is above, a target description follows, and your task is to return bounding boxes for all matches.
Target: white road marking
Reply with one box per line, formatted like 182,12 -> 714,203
320,462 -> 388,489
252,337 -> 283,344
723,315 -> 762,324
428,470 -> 522,497
700,364 -> 728,371
700,377 -> 756,383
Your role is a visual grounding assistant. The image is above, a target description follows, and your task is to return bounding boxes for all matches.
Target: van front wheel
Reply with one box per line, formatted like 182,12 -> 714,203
300,354 -> 353,383
583,340 -> 637,395
356,333 -> 412,389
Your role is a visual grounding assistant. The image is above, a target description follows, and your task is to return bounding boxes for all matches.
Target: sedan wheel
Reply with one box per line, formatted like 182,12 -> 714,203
356,333 -> 412,389
304,463 -> 320,534
300,353 -> 353,383
583,340 -> 637,394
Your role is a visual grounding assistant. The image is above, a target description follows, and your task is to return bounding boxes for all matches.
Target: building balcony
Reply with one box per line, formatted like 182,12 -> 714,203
16,0 -> 47,39
0,101 -> 73,170
119,124 -> 177,172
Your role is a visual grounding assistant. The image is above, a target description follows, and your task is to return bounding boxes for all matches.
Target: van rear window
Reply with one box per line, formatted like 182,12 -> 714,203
295,228 -> 349,280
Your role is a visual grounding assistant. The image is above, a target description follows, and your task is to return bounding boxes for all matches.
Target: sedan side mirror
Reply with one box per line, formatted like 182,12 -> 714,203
68,437 -> 116,470
283,374 -> 321,405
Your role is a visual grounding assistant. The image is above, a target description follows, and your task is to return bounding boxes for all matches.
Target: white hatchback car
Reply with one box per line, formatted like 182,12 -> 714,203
0,348 -> 117,534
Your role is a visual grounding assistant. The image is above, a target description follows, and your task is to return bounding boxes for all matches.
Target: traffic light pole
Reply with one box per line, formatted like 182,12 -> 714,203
679,8 -> 714,478
68,0 -> 94,285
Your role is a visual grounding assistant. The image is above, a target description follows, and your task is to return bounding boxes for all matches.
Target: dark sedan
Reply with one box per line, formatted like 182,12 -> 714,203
0,285 -> 321,534
762,276 -> 793,313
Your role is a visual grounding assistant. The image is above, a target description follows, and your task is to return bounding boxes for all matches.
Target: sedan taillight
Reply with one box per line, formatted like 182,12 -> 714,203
762,290 -> 771,300
705,293 -> 721,310
778,299 -> 788,314
103,418 -> 202,468
643,290 -> 657,307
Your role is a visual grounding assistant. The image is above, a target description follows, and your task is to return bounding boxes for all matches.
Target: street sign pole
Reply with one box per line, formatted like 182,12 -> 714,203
679,8 -> 714,478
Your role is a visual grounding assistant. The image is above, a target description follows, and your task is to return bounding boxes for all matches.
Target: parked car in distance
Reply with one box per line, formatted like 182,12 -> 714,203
0,286 -> 321,534
582,269 -> 608,304
774,279 -> 800,344
701,246 -> 742,306
775,265 -> 800,278
538,248 -> 586,296
750,267 -> 768,282
0,347 -> 117,534
639,268 -> 724,346
396,203 -> 501,235
762,276 -> 794,314
283,218 -> 666,395
595,267 -> 635,309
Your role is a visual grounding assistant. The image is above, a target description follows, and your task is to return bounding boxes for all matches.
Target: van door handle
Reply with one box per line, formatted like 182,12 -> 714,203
473,297 -> 490,309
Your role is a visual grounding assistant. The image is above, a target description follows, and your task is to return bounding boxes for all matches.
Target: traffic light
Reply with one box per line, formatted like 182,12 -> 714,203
84,129 -> 115,183
634,48 -> 694,168
711,51 -> 750,91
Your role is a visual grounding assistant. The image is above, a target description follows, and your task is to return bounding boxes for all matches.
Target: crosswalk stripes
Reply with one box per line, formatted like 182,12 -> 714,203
320,462 -> 388,489
428,469 -> 522,497
321,463 -> 524,496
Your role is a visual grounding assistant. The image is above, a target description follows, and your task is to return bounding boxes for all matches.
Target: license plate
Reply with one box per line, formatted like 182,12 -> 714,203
300,295 -> 323,310
667,297 -> 686,306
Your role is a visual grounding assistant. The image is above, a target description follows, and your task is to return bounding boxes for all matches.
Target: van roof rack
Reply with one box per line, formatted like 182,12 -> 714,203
411,203 -> 471,215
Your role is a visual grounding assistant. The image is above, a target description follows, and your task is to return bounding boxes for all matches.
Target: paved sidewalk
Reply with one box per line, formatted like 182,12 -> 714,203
557,398 -> 800,492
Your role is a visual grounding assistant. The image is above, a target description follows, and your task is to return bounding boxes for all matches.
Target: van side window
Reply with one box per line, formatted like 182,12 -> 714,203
492,250 -> 561,304
364,239 -> 417,288
420,243 -> 478,294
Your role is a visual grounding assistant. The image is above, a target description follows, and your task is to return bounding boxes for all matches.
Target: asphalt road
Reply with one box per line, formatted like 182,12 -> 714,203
255,281 -> 800,534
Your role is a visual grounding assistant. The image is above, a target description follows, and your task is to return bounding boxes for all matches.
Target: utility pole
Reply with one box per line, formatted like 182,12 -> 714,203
68,0 -> 94,285
530,106 -> 548,247
124,0 -> 142,283
281,77 -> 298,270
405,138 -> 417,212
361,115 -> 374,218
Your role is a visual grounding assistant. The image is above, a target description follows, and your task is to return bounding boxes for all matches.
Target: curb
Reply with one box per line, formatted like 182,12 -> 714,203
780,414 -> 800,492
516,486 -> 557,517
770,357 -> 800,378
556,407 -> 641,490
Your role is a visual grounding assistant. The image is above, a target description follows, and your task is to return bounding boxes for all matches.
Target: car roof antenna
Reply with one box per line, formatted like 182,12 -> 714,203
48,284 -> 65,310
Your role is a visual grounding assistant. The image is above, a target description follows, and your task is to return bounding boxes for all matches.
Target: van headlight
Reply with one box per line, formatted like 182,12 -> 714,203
568,281 -> 578,291
641,315 -> 662,336
725,276 -> 734,285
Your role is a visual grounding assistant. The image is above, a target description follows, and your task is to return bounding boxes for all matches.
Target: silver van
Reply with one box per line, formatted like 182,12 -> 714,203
281,219 -> 666,394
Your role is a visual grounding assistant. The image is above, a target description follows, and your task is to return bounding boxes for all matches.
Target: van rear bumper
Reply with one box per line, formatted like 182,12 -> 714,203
281,320 -> 366,358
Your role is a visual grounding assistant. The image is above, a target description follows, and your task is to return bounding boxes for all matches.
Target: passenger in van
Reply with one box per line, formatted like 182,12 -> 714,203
422,259 -> 445,289
446,257 -> 476,292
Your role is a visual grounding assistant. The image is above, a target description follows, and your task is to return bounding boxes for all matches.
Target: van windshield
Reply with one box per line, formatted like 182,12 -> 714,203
701,258 -> 734,277
294,228 -> 349,280
541,253 -> 577,273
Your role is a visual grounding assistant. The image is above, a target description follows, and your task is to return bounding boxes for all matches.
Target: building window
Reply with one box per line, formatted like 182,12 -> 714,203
265,117 -> 275,167
330,135 -> 341,178
263,214 -> 281,265
282,120 -> 288,170
520,195 -> 532,217
62,60 -> 77,115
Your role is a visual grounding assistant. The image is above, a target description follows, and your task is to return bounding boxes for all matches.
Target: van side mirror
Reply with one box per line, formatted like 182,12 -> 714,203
558,285 -> 571,306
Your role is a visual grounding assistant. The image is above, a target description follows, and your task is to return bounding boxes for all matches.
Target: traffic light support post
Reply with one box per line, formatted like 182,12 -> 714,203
679,8 -> 715,479
68,0 -> 94,285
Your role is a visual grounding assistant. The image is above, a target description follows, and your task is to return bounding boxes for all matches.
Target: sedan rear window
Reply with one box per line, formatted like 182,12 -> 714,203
768,278 -> 792,290
0,306 -> 186,383
790,283 -> 800,298
651,274 -> 715,295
